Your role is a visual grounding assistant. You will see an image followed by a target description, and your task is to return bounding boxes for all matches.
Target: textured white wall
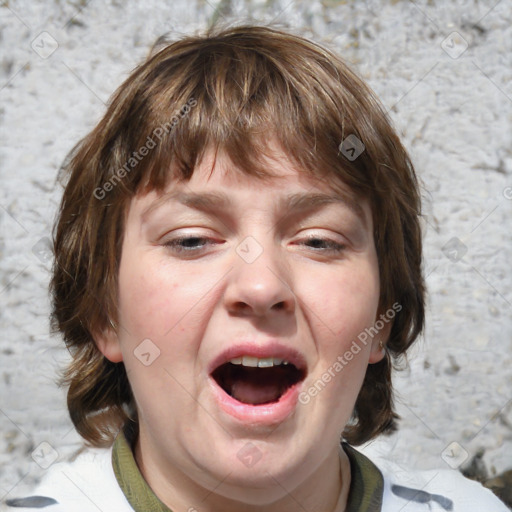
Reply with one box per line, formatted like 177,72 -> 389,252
1,0 -> 511,506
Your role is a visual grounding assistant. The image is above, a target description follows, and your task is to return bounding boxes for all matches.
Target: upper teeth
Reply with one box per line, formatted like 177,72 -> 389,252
229,356 -> 290,368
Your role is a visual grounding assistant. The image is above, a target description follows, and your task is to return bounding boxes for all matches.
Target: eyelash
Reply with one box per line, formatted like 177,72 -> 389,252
301,236 -> 346,252
164,236 -> 216,253
163,235 -> 346,254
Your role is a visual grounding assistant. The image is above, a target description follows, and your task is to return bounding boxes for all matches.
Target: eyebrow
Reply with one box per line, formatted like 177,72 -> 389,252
142,190 -> 366,225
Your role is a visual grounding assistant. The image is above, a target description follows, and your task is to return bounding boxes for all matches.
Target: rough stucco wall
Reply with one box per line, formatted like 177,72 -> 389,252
1,0 -> 511,507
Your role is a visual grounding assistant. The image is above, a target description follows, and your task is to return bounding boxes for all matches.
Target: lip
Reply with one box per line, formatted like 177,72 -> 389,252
207,342 -> 307,425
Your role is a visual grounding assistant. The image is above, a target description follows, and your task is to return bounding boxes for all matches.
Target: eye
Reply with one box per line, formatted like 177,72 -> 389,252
163,236 -> 220,254
298,235 -> 346,253
163,234 -> 345,256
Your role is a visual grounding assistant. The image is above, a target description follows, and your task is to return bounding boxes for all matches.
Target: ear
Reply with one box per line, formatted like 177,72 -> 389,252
94,323 -> 123,363
368,311 -> 393,364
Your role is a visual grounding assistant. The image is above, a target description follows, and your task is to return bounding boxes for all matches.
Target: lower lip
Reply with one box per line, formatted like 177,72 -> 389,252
209,378 -> 303,425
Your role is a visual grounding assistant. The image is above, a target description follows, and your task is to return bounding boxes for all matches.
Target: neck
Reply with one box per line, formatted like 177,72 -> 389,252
134,437 -> 351,512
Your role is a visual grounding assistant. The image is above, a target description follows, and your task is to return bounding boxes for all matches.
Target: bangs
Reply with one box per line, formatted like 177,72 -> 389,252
96,26 -> 383,203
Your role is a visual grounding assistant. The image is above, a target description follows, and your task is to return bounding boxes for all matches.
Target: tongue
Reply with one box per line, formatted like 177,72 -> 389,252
231,380 -> 283,405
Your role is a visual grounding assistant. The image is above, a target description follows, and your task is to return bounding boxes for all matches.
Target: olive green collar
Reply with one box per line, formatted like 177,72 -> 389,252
343,442 -> 384,512
112,425 -> 172,512
112,426 -> 383,512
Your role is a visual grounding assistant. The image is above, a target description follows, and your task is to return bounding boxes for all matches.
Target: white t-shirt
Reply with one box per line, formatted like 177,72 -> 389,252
3,437 -> 509,512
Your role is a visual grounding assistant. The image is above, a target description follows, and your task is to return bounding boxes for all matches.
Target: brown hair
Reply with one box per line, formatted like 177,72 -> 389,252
51,24 -> 424,447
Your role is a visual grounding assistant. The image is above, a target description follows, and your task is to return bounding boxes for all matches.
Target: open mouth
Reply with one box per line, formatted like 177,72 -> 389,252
211,356 -> 306,406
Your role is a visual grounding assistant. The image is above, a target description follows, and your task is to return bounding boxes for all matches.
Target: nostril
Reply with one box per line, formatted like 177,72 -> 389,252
232,302 -> 280,316
233,302 -> 252,313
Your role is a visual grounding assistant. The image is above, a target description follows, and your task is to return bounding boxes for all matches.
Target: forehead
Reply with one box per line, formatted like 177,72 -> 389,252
174,144 -> 339,193
134,145 -> 369,227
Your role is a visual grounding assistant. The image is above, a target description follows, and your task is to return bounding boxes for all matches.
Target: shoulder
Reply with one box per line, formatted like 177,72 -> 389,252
3,446 -> 133,512
374,456 -> 510,511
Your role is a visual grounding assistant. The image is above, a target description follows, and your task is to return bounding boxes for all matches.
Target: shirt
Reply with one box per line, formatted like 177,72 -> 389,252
4,426 -> 509,511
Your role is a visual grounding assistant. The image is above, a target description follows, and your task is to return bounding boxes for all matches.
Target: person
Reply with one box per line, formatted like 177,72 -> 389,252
5,24 -> 508,512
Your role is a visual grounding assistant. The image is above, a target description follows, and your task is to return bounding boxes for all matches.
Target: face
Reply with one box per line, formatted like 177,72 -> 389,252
98,145 -> 387,506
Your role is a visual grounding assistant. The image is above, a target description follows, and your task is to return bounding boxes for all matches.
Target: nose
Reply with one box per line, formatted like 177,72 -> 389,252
223,236 -> 296,318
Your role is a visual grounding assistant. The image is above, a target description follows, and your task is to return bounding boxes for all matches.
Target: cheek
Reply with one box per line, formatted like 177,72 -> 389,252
302,260 -> 380,415
115,248 -> 220,374
117,251 -> 195,339
115,253 -> 203,411
117,265 -> 172,338
304,260 -> 380,344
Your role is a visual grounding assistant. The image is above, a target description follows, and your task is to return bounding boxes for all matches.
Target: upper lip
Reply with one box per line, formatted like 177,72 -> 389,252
208,342 -> 308,374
